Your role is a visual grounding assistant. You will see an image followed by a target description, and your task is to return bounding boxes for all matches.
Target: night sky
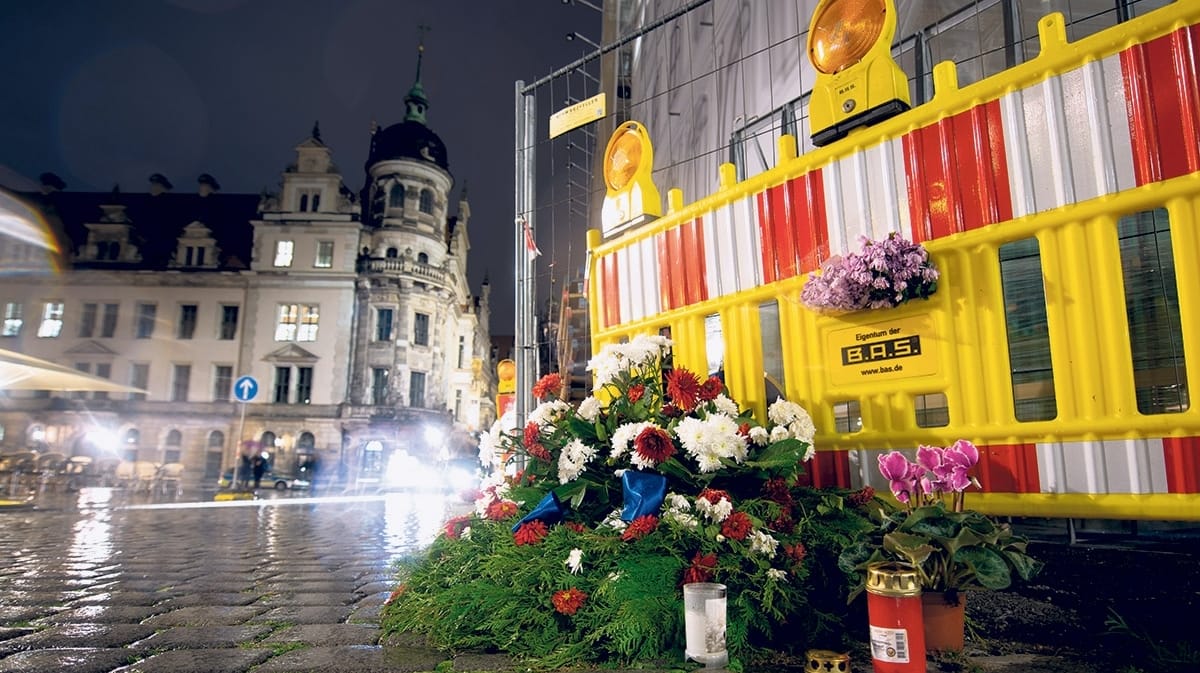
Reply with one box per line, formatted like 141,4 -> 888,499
0,0 -> 603,332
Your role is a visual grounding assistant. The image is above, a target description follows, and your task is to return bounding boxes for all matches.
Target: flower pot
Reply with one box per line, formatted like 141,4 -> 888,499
921,592 -> 966,652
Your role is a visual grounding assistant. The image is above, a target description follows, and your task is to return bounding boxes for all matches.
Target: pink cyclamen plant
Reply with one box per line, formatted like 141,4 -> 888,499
878,439 -> 980,512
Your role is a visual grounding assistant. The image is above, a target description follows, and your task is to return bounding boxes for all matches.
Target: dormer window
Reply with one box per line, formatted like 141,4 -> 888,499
172,222 -> 218,269
419,189 -> 433,214
96,241 -> 121,260
297,188 -> 321,212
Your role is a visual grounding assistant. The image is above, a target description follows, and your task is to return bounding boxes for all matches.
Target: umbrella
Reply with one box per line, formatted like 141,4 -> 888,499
0,348 -> 146,393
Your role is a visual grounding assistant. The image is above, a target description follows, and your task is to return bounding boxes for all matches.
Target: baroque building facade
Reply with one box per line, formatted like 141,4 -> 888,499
0,62 -> 496,489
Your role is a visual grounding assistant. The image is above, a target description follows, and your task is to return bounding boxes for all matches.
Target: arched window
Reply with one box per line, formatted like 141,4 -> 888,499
124,428 -> 140,462
208,431 -> 224,448
298,431 -> 315,451
388,184 -> 405,208
386,247 -> 398,258
260,431 -> 277,470
205,431 -> 225,479
418,189 -> 433,214
417,252 -> 429,264
164,429 -> 182,464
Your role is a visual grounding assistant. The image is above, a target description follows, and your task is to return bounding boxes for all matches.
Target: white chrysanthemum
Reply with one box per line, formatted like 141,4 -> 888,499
577,396 -> 602,422
788,411 -> 816,446
766,568 -> 787,581
750,530 -> 779,558
602,510 -> 628,530
802,443 -> 816,462
663,510 -> 699,529
768,397 -> 807,425
665,493 -> 691,512
769,425 -> 790,444
676,413 -> 747,469
477,425 -> 500,468
529,399 -> 570,427
695,496 -> 733,523
711,394 -> 739,417
565,548 -> 583,575
587,351 -> 622,390
461,526 -> 472,541
611,421 -> 653,460
557,438 -> 597,484
749,426 -> 770,446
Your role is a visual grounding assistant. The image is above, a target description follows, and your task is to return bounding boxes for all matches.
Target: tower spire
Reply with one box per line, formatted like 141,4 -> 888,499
404,26 -> 431,124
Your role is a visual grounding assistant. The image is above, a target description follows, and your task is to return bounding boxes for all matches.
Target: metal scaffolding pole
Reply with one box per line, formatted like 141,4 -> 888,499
514,81 -> 537,428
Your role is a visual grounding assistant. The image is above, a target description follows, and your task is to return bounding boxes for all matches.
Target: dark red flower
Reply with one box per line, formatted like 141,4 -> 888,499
552,588 -> 588,616
698,488 -> 731,505
485,500 -> 518,520
633,426 -> 676,465
443,514 -> 472,539
627,383 -> 645,403
564,521 -> 586,533
514,520 -> 549,545
682,551 -> 718,585
762,477 -> 792,505
699,376 -> 723,401
848,486 -> 877,506
784,542 -> 808,567
524,422 -> 541,446
771,511 -> 796,534
720,511 -> 753,541
661,402 -> 683,418
532,373 -> 563,400
527,442 -> 552,462
621,514 -> 659,541
737,422 -> 752,438
665,368 -> 702,411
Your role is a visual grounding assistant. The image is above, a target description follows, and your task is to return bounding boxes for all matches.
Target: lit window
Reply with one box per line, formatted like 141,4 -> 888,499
37,301 -> 64,338
419,189 -> 433,214
275,304 -> 319,342
274,240 -> 294,267
315,241 -> 334,268
2,302 -> 22,336
413,312 -> 429,346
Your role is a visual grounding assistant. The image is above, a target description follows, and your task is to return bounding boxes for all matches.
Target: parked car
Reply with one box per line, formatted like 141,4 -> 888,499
218,469 -> 310,491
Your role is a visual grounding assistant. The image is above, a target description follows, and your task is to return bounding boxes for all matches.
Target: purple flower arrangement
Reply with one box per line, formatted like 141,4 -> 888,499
799,233 -> 939,313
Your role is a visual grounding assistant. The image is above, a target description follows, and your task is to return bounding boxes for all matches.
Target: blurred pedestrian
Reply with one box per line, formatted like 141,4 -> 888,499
238,454 -> 252,491
252,455 -> 266,489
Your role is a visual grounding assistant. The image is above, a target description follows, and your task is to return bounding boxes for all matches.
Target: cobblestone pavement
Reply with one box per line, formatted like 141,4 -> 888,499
0,487 -> 487,673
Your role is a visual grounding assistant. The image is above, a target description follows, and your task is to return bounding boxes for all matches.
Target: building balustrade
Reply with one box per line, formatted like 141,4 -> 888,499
358,257 -> 446,284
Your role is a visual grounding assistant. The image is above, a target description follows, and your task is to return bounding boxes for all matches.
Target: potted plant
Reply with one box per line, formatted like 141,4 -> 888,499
838,440 -> 1043,650
800,233 -> 939,313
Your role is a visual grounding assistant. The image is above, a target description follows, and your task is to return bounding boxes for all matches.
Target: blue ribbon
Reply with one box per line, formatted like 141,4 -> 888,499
512,491 -> 566,532
621,470 -> 667,522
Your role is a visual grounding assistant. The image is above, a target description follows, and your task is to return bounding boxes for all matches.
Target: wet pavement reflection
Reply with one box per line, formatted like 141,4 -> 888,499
0,487 -> 469,673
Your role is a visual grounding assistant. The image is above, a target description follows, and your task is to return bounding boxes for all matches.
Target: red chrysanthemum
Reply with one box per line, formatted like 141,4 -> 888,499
784,542 -> 808,566
443,514 -> 472,539
661,402 -> 683,418
762,477 -> 793,505
552,587 -> 588,616
666,368 -> 703,411
698,488 -> 732,505
563,521 -> 586,533
848,486 -> 877,506
699,375 -> 724,401
771,511 -> 796,534
485,499 -> 518,520
524,422 -> 541,446
621,514 -> 659,541
737,422 -> 752,439
633,426 -> 676,465
527,442 -> 552,462
627,383 -> 645,403
514,520 -> 549,545
682,551 -> 718,585
532,373 -> 563,400
720,511 -> 753,541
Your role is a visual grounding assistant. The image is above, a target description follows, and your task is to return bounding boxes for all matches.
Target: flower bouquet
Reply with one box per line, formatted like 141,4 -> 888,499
838,440 -> 1043,604
800,233 -> 939,313
381,335 -> 878,667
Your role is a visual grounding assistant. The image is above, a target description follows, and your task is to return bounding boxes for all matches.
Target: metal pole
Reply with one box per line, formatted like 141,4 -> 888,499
514,81 -> 538,430
235,402 -> 246,489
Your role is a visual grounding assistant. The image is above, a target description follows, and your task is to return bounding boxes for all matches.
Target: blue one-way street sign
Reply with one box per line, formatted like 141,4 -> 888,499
234,376 -> 258,402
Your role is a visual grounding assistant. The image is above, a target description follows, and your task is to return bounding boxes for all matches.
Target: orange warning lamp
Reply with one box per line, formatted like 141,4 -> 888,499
807,0 -> 910,146
601,121 -> 662,238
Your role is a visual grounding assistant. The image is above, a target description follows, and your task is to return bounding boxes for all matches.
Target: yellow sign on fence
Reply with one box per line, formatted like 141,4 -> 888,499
549,93 -> 606,139
827,314 -> 938,386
